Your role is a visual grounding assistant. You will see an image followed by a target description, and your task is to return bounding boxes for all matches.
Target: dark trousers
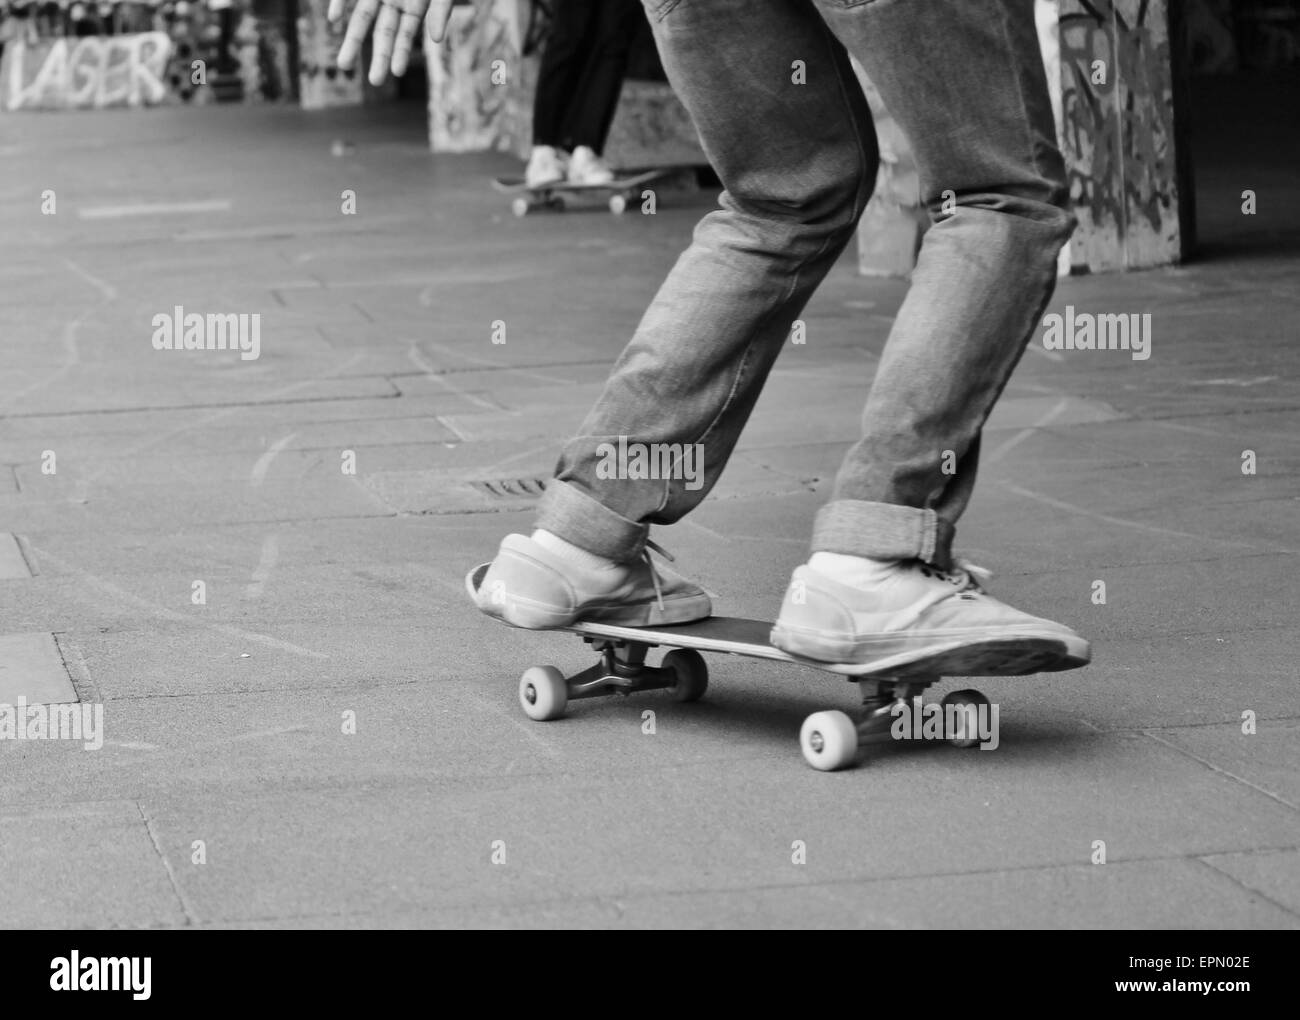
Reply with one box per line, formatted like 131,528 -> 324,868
531,0 -> 643,154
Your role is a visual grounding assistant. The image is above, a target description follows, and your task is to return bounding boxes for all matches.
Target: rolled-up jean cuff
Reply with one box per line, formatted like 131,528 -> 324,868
535,479 -> 649,562
811,499 -> 955,567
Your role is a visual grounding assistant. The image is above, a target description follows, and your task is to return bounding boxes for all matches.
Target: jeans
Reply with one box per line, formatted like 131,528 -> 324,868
535,0 -> 1075,569
531,0 -> 645,154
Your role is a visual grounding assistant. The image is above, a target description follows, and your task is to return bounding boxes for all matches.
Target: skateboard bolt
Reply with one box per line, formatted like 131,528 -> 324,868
808,731 -> 825,753
523,684 -> 537,705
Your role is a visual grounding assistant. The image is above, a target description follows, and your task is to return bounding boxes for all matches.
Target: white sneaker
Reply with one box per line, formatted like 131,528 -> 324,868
467,533 -> 712,629
567,145 -> 616,186
525,145 -> 567,189
771,558 -> 1091,672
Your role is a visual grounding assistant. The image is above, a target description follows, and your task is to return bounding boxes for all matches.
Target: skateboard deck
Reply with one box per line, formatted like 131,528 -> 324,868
492,168 -> 681,217
563,615 -> 1083,679
467,563 -> 1088,771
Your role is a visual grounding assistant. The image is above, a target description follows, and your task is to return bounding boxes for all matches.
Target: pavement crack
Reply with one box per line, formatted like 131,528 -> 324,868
136,801 -> 197,926
0,390 -> 401,421
52,634 -> 103,704
1141,730 -> 1298,812
1190,855 -> 1300,922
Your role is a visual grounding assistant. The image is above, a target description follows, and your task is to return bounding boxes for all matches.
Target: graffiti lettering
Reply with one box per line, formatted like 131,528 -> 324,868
3,32 -> 171,110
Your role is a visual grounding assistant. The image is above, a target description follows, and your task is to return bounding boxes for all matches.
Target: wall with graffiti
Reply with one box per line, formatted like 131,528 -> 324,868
296,0 -> 357,108
1056,0 -> 1182,271
425,0 -> 524,153
0,0 -> 294,110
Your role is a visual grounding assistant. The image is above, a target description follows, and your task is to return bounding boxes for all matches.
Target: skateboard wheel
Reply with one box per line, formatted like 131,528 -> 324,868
510,197 -> 530,218
664,649 -> 708,702
608,194 -> 628,215
519,666 -> 567,721
941,689 -> 989,749
800,711 -> 858,771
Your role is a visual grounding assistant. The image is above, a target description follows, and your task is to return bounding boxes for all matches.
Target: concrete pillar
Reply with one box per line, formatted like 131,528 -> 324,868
297,0 -> 364,108
849,57 -> 928,278
1057,0 -> 1193,271
297,0 -> 399,108
426,0 -> 528,153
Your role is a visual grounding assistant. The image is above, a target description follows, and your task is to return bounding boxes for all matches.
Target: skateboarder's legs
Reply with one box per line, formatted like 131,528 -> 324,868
536,0 -> 876,557
537,0 -> 1072,571
811,0 -> 1073,568
474,0 -> 1088,668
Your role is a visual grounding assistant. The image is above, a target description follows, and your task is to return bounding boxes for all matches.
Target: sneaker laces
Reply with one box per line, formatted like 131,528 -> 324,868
918,559 -> 989,585
641,539 -> 674,612
953,559 -> 992,591
909,559 -> 992,618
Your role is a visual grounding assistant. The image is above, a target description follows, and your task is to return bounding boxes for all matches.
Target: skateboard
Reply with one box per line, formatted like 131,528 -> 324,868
492,168 -> 681,217
467,565 -> 1087,772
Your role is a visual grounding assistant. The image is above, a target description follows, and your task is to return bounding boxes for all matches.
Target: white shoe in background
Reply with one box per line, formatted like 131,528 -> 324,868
567,146 -> 616,186
525,145 -> 567,188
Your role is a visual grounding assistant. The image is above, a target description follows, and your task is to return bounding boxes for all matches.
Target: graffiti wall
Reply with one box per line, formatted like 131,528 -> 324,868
295,0 -> 402,109
1,29 -> 170,109
296,0 -> 356,107
426,0 -> 524,152
1058,0 -> 1185,272
0,0 -> 294,110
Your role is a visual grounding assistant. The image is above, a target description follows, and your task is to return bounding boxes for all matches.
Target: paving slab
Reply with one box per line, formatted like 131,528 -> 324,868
0,633 -> 77,705
0,801 -> 186,929
0,534 -> 33,580
1202,848 -> 1300,917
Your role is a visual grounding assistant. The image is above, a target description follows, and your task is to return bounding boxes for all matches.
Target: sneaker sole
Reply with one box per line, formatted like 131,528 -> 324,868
771,625 -> 1090,675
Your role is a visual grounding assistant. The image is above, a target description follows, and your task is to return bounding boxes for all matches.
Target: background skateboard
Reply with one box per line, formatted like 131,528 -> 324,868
492,168 -> 682,217
467,564 -> 1087,771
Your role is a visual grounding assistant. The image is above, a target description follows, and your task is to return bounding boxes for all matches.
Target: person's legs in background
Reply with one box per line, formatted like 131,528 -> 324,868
563,0 -> 644,185
527,0 -> 598,187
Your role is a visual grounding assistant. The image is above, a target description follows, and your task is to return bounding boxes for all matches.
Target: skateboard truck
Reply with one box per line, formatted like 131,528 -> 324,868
515,635 -> 991,773
799,676 -> 992,770
518,636 -> 708,721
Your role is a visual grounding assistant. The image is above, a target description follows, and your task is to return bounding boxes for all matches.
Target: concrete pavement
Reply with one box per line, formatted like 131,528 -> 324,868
0,102 -> 1297,929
